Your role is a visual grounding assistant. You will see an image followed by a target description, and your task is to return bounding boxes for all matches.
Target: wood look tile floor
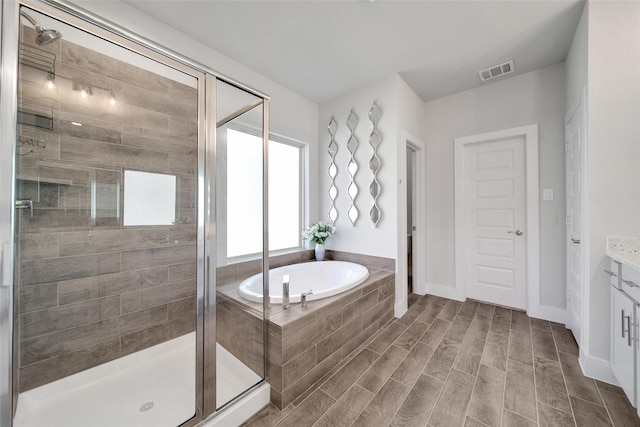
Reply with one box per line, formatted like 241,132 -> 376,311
243,295 -> 640,427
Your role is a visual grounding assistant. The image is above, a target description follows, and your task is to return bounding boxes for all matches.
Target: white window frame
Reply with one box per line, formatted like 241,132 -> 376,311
222,124 -> 307,264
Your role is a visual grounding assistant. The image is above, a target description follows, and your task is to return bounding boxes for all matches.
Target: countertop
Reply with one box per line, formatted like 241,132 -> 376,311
606,236 -> 640,272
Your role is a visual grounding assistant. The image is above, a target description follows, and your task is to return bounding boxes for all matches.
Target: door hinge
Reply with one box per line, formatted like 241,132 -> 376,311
565,141 -> 570,154
566,215 -> 572,226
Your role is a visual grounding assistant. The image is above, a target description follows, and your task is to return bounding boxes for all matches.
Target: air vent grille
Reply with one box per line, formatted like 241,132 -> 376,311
478,60 -> 515,82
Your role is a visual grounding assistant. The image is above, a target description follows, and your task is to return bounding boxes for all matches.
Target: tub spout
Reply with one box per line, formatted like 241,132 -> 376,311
282,275 -> 290,309
301,291 -> 313,307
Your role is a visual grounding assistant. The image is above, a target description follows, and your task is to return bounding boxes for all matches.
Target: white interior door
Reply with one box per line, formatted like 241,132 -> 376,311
464,138 -> 527,309
565,101 -> 583,345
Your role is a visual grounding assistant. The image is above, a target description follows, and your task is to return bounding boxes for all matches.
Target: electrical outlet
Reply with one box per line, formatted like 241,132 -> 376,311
543,188 -> 554,201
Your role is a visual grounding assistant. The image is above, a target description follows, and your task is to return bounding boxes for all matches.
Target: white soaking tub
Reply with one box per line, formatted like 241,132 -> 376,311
238,261 -> 369,304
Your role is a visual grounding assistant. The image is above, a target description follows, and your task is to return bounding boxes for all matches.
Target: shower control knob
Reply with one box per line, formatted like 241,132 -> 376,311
16,199 -> 33,218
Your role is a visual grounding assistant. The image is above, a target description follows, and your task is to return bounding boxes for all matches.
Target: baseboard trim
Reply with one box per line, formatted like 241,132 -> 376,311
579,349 -> 617,385
413,282 -> 428,296
527,304 -> 566,323
395,301 -> 408,318
425,283 -> 465,302
423,284 -> 566,324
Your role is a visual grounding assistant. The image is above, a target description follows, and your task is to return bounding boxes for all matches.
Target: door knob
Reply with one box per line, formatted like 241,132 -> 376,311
508,229 -> 524,236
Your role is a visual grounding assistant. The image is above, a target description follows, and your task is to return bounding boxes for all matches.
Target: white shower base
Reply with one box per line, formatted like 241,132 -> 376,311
14,333 -> 264,427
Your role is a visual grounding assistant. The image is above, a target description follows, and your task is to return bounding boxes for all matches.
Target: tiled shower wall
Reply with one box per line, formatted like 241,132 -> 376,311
16,26 -> 198,391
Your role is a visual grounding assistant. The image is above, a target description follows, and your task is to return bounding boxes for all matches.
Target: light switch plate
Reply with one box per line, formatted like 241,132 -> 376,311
543,188 -> 554,201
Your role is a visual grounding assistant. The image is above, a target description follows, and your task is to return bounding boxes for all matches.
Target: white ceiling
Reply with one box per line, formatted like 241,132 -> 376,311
123,0 -> 585,104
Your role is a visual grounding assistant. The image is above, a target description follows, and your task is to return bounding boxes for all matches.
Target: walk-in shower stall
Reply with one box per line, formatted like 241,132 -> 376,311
0,1 -> 270,426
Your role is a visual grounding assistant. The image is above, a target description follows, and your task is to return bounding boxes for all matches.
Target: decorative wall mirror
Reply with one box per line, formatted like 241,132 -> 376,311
369,101 -> 382,227
328,116 -> 338,225
346,108 -> 359,226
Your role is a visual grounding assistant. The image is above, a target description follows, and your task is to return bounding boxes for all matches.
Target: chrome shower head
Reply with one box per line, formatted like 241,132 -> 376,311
20,10 -> 63,46
35,28 -> 63,46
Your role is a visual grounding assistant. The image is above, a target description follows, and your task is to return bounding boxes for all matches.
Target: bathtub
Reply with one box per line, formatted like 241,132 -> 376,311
238,261 -> 369,304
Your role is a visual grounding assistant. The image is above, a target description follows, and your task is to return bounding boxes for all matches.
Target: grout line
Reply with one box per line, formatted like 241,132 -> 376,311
593,373 -> 618,426
461,312 -> 489,424
486,312 -> 508,427
549,325 -> 579,427
313,353 -> 353,395
463,353 -> 482,425
331,297 -> 413,426
377,378 -> 412,427
386,297 -> 442,424
420,303 -> 457,426
501,312 -> 538,425
313,384 -> 375,427
444,307 -> 475,425
500,321 -> 512,427
389,301 -> 435,414
529,318 -> 541,426
467,415 -> 492,427
343,386 -> 376,427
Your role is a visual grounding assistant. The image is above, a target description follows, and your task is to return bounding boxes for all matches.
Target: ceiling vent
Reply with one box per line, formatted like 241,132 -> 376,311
478,60 -> 515,82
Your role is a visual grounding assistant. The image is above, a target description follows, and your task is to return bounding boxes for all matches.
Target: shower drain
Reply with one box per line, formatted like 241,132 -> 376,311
139,401 -> 155,413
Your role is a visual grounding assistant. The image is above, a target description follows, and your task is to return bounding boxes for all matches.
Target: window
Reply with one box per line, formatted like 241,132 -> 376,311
123,170 -> 176,226
268,139 -> 302,251
226,128 -> 303,259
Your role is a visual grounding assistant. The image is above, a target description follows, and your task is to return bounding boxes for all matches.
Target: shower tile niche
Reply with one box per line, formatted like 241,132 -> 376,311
16,25 -> 198,392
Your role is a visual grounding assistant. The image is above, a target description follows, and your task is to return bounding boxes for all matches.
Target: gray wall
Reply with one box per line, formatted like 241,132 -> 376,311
17,26 -> 197,391
585,1 -> 640,361
318,75 -> 399,258
565,3 -> 587,115
424,62 -> 567,310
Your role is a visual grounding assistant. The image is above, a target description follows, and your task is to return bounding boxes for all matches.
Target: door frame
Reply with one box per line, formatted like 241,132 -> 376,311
454,124 -> 540,313
396,130 -> 426,316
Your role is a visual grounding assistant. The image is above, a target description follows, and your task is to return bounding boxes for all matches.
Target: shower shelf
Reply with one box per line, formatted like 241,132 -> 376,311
16,175 -> 72,186
19,43 -> 56,74
18,98 -> 54,131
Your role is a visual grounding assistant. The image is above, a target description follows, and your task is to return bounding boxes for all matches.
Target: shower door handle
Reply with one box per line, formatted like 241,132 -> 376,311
2,243 -> 12,288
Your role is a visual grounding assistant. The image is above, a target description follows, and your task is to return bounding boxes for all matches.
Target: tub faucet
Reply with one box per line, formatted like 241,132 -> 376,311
301,291 -> 313,308
282,275 -> 290,309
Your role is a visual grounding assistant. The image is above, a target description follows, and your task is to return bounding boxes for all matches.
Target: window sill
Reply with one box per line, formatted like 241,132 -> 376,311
226,247 -> 309,266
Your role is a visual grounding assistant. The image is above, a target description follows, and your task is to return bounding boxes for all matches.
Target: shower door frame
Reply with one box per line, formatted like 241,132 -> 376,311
0,0 -> 271,426
0,1 -> 20,426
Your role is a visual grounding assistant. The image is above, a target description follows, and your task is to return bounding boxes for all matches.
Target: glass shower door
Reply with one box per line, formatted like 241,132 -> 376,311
214,79 -> 267,410
12,7 -> 201,427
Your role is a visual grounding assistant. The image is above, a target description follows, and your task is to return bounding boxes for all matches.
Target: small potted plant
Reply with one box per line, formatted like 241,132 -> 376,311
302,221 -> 336,261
